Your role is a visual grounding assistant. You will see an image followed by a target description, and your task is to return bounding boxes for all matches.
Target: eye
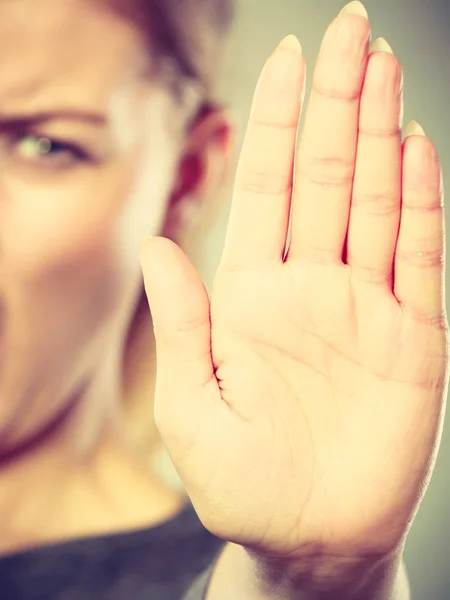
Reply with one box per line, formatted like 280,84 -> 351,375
10,134 -> 90,168
17,135 -> 86,160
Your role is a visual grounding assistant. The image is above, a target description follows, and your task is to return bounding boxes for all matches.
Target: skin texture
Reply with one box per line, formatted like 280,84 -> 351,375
140,2 -> 447,597
0,0 -> 230,552
0,0 -> 445,596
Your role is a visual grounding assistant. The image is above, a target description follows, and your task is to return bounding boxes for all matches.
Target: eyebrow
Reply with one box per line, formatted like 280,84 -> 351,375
0,109 -> 107,129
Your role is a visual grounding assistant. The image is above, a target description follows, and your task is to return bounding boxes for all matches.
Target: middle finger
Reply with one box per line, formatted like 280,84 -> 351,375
287,2 -> 370,263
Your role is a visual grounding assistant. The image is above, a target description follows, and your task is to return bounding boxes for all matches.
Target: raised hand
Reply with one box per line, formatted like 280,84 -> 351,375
141,0 -> 448,570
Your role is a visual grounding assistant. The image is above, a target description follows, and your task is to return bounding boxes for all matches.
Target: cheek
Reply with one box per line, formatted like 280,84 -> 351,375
0,137 -> 178,358
0,149 -> 174,284
0,167 -> 139,364
0,150 -> 179,372
1,164 -> 136,276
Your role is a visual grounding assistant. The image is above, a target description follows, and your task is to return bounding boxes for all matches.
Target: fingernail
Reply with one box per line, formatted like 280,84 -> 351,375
339,1 -> 368,19
369,37 -> 394,54
277,34 -> 302,53
404,120 -> 426,137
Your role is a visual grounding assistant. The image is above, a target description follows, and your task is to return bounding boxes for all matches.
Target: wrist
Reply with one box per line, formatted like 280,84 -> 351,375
244,545 -> 409,600
207,542 -> 409,600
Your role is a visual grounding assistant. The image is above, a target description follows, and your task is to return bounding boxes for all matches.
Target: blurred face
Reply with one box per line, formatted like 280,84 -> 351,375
0,0 -> 186,449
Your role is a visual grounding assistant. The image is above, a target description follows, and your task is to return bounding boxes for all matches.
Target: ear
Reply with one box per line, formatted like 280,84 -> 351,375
162,104 -> 234,240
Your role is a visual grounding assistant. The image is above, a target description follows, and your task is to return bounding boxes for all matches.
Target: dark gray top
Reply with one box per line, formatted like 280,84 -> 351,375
0,503 -> 225,599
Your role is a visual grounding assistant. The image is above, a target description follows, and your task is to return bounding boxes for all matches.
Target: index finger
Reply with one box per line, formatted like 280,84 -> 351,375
220,36 -> 305,270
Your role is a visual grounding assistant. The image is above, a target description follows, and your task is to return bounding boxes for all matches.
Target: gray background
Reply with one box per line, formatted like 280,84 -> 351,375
196,1 -> 450,598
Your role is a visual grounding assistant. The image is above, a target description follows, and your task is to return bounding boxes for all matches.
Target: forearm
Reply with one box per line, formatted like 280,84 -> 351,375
206,543 -> 410,600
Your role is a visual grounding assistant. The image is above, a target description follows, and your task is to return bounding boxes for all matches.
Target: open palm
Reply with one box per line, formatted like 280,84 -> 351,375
141,4 -> 448,561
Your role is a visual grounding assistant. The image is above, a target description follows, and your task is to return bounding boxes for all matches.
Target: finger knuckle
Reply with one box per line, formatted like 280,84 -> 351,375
400,304 -> 447,332
238,167 -> 292,196
251,117 -> 298,131
311,81 -> 360,104
299,154 -> 355,188
349,263 -> 391,285
351,191 -> 399,216
396,247 -> 444,270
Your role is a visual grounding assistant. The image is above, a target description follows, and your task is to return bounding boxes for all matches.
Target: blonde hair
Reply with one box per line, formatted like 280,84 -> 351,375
113,0 -> 233,481
122,288 -> 158,457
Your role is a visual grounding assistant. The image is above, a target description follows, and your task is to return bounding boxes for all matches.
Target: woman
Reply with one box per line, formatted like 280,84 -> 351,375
0,0 -> 446,597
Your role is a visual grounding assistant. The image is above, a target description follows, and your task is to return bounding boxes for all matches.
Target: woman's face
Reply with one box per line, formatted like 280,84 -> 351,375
0,0 -> 187,448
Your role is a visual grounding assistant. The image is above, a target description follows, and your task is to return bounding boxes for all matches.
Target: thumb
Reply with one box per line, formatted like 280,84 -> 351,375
140,236 -> 214,393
